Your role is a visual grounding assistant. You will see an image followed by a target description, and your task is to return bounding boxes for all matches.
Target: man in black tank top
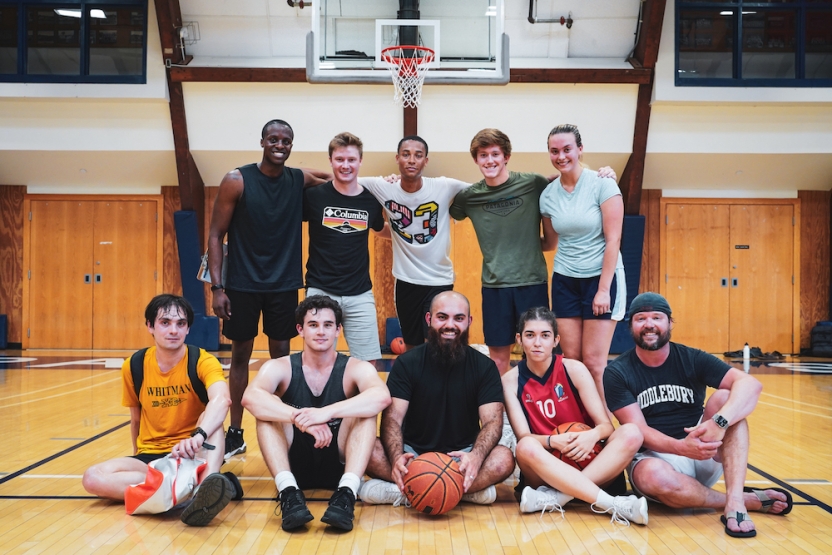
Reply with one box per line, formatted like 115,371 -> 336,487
242,295 -> 391,532
207,119 -> 331,460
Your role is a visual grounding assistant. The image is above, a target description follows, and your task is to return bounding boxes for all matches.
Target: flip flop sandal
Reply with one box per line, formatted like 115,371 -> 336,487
721,513 -> 757,538
744,486 -> 794,515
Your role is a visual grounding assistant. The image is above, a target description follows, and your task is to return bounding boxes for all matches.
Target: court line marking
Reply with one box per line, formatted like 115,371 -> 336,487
759,391 -> 832,412
0,376 -> 122,409
0,421 -> 129,486
756,400 -> 832,420
0,372 -> 120,402
748,464 -> 832,515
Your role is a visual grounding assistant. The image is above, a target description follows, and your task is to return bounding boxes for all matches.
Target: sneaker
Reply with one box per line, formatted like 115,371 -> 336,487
223,471 -> 244,500
499,412 -> 517,451
180,473 -> 234,526
277,486 -> 314,531
224,427 -> 246,460
519,486 -> 565,518
461,485 -> 496,505
592,495 -> 649,526
321,487 -> 357,531
359,478 -> 407,506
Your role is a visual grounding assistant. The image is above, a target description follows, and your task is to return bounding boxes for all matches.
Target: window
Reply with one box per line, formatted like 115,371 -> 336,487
0,0 -> 147,83
676,1 -> 832,86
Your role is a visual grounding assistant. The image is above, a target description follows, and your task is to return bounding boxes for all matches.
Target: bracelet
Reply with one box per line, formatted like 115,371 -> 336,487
191,427 -> 208,441
546,435 -> 553,450
210,284 -> 224,291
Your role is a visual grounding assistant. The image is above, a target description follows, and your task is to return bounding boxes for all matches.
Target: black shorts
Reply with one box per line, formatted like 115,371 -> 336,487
222,289 -> 299,342
288,423 -> 345,490
481,283 -> 549,347
131,452 -> 169,464
394,280 -> 454,346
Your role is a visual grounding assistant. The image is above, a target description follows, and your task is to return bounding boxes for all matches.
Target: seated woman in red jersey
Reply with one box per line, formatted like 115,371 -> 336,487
502,306 -> 648,525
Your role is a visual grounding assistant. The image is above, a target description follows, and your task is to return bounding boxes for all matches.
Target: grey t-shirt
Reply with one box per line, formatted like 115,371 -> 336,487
539,169 -> 624,278
450,172 -> 549,288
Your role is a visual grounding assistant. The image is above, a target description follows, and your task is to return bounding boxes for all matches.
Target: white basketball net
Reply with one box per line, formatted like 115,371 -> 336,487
381,46 -> 435,109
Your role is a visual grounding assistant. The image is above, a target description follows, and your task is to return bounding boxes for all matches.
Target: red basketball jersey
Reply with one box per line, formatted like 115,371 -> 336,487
516,355 -> 594,434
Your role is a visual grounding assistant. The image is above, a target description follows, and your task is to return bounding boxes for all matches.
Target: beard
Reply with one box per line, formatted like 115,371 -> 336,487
633,326 -> 671,351
426,326 -> 469,368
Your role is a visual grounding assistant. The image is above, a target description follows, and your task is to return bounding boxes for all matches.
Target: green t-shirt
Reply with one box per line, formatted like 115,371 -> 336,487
450,171 -> 549,288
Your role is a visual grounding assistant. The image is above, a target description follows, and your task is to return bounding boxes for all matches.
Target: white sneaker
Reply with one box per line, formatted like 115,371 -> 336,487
519,486 -> 565,518
499,412 -> 516,451
592,495 -> 649,526
359,479 -> 408,506
461,485 -> 496,505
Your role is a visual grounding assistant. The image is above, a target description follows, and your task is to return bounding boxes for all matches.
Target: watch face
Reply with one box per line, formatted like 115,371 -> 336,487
714,415 -> 728,428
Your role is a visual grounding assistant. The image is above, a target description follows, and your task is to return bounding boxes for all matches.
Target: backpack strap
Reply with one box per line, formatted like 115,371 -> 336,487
130,347 -> 150,406
186,344 -> 209,405
130,345 -> 209,406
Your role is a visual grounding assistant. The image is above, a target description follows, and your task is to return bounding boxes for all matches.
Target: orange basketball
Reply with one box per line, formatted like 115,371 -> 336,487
552,421 -> 604,471
402,452 -> 464,515
391,337 -> 406,354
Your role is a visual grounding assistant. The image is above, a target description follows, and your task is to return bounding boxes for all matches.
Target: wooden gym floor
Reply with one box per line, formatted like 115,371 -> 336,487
1,350 -> 831,554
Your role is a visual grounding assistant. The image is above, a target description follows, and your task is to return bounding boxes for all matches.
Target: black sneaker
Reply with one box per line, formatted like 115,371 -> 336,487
223,471 -> 244,500
180,473 -> 234,526
277,486 -> 314,531
321,487 -> 356,531
224,426 -> 246,460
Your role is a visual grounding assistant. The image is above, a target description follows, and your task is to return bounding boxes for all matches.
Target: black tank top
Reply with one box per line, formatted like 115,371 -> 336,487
283,353 -> 349,426
226,163 -> 304,292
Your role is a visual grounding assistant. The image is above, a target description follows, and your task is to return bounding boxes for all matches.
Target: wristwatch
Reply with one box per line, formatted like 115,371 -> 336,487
712,414 -> 729,429
191,427 -> 208,441
210,284 -> 224,291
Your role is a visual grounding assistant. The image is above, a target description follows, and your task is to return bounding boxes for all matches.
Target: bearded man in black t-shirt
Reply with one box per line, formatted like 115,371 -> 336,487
361,291 -> 515,507
604,293 -> 792,538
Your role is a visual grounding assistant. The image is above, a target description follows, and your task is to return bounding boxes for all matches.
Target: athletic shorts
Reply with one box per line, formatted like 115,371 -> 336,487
551,268 -> 626,321
222,289 -> 298,342
394,280 -> 454,346
131,452 -> 169,464
628,450 -> 723,503
481,283 -> 549,347
307,287 -> 381,361
289,422 -> 345,490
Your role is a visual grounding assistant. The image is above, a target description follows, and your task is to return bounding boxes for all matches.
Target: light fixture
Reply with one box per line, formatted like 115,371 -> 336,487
720,11 -> 757,16
485,6 -> 497,17
54,9 -> 107,19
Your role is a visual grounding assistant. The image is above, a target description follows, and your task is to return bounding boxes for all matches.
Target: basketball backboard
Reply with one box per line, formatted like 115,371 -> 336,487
306,0 -> 508,85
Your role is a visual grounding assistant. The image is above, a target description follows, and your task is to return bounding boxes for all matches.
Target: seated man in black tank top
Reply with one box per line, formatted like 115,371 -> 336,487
242,295 -> 391,532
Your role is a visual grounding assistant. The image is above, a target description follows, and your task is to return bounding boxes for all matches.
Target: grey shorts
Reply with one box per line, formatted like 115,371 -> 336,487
629,450 -> 723,502
306,287 -> 381,361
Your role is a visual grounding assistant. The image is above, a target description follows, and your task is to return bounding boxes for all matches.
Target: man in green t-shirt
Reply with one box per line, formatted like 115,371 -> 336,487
450,129 -> 555,376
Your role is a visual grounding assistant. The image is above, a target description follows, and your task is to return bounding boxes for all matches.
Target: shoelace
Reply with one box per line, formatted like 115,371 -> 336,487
392,494 -> 411,508
590,501 -> 631,527
537,500 -> 565,519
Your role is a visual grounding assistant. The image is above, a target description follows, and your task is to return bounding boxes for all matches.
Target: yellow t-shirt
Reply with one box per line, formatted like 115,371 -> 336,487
122,346 -> 226,454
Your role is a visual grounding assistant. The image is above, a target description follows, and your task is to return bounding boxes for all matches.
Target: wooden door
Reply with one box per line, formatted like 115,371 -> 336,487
91,200 -> 159,349
28,200 -> 95,348
663,204 -> 731,353
729,204 -> 794,352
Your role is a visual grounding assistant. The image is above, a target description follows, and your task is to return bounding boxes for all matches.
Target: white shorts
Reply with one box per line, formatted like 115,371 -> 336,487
306,287 -> 381,361
628,450 -> 724,502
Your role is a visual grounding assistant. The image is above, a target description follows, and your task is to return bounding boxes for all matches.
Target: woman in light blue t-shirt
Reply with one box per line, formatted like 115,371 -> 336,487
538,124 -> 626,409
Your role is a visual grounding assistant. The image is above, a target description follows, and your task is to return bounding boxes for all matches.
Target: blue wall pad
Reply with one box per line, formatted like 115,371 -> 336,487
174,210 -> 219,351
0,314 -> 7,349
385,318 -> 402,347
610,215 -> 645,354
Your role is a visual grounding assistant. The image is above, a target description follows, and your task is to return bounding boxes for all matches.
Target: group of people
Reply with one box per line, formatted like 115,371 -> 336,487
81,120 -> 792,539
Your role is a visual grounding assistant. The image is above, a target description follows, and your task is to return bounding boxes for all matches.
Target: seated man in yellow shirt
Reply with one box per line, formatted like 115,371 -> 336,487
83,294 -> 240,526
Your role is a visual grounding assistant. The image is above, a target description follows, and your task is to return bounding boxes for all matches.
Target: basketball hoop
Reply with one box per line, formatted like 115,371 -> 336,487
381,45 -> 435,108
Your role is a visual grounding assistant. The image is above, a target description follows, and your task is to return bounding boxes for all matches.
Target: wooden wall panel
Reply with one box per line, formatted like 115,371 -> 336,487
798,190 -> 831,349
0,186 -> 25,345
373,235 -> 396,344
162,186 -> 183,296
639,189 -> 662,294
